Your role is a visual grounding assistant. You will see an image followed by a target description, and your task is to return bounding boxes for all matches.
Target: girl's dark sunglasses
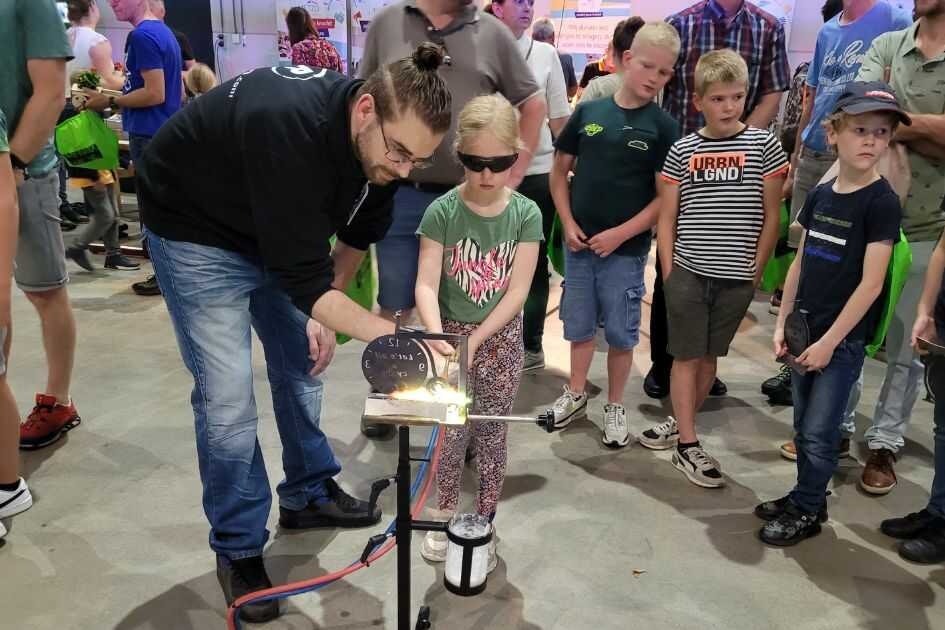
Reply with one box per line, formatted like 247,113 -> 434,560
457,152 -> 519,173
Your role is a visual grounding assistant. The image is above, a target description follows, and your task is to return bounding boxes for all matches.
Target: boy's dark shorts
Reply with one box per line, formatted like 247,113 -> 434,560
665,265 -> 755,360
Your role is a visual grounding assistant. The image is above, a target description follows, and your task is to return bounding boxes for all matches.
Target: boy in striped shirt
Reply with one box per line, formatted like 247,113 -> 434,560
641,49 -> 787,488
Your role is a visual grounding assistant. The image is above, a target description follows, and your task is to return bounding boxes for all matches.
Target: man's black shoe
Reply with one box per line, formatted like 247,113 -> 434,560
881,509 -> 939,539
643,368 -> 669,399
216,555 -> 280,623
899,519 -> 945,564
132,274 -> 161,296
279,478 -> 382,529
754,495 -> 827,523
709,377 -> 727,397
60,203 -> 88,224
759,502 -> 822,547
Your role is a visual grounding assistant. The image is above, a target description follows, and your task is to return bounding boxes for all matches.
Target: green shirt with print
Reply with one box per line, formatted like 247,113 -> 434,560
417,189 -> 544,324
555,97 -> 680,257
857,22 -> 945,242
0,0 -> 72,177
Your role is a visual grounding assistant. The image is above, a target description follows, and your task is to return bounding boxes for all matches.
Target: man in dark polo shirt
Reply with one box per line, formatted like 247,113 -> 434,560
358,0 -> 546,437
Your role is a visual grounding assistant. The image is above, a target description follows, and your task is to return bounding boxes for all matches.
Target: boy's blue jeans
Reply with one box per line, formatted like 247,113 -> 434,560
790,340 -> 866,514
146,231 -> 341,559
928,396 -> 945,518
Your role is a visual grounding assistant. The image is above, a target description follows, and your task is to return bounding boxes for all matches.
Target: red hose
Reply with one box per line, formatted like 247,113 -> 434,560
225,428 -> 445,629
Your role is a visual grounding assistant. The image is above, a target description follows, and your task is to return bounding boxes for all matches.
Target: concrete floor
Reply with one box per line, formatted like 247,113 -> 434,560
1,245 -> 943,630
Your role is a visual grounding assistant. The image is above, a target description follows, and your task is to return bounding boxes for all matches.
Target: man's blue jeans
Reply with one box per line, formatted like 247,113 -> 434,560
927,396 -> 945,518
790,340 -> 866,514
146,231 -> 341,559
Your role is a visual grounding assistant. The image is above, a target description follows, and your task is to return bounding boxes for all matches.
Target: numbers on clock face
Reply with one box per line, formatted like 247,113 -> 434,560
361,335 -> 429,394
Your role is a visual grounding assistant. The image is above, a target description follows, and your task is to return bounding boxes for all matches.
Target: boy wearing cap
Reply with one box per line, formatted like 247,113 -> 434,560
756,81 -> 908,546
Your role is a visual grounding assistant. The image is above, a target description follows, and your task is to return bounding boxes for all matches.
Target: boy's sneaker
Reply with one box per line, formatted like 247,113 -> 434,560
104,254 -> 141,271
131,274 -> 161,296
0,478 -> 33,519
898,518 -> 945,564
639,416 -> 679,450
551,386 -> 587,429
672,444 -> 724,488
754,494 -> 827,523
19,395 -> 81,450
762,364 -> 793,399
601,403 -> 630,448
65,246 -> 94,272
522,350 -> 545,373
279,478 -> 381,529
0,521 -> 6,539
216,555 -> 281,623
759,502 -> 822,546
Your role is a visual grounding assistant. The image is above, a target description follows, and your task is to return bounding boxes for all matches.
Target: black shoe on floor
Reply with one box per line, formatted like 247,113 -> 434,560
104,254 -> 141,271
899,519 -> 945,564
361,415 -> 393,438
279,478 -> 382,529
65,246 -> 94,271
60,218 -> 76,232
709,377 -> 727,397
881,509 -> 939,540
759,502 -> 822,547
132,274 -> 161,296
643,368 -> 669,399
755,495 -> 828,523
60,203 -> 88,224
216,555 -> 280,623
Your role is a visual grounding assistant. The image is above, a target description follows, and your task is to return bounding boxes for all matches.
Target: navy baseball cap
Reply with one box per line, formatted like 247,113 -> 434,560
832,81 -> 912,125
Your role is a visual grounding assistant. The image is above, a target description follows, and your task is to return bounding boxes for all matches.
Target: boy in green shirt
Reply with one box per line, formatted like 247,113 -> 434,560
549,22 -> 681,447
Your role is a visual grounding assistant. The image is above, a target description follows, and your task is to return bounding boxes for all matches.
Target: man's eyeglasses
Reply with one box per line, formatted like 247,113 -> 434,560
379,120 -> 434,170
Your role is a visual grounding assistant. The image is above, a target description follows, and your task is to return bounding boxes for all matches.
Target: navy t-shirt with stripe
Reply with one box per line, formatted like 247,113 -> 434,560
660,126 -> 789,280
797,178 -> 901,344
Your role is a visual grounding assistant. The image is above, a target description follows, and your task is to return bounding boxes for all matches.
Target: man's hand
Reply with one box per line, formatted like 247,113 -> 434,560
306,318 -> 336,376
587,226 -> 625,258
797,339 -> 835,371
563,220 -> 588,252
912,313 -> 936,353
80,89 -> 110,112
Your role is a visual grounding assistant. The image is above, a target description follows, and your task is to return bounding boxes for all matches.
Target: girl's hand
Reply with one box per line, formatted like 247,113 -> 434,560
773,326 -> 787,358
912,314 -> 936,353
563,220 -> 588,252
797,339 -> 835,372
426,339 -> 455,358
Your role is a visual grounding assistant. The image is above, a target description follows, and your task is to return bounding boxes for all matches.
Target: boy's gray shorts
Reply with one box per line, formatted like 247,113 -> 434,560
15,171 -> 68,293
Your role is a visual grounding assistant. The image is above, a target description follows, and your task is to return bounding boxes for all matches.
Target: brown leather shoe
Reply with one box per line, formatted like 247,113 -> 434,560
780,438 -> 851,462
860,448 -> 898,495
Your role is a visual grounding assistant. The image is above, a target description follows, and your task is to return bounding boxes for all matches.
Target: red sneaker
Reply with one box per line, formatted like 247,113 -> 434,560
19,394 -> 81,450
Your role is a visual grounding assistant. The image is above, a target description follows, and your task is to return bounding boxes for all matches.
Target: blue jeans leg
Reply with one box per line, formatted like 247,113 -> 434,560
927,397 -> 945,518
790,341 -> 865,513
375,186 -> 438,312
249,277 -> 341,510
147,231 -> 272,559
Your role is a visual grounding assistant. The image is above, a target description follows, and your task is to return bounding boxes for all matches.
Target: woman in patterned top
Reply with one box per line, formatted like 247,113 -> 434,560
285,6 -> 342,72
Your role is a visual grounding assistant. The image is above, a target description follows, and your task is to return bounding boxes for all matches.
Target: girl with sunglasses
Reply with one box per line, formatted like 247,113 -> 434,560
415,94 -> 543,571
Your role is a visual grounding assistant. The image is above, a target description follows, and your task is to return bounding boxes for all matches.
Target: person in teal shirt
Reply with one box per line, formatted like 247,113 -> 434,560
0,0 -> 83,453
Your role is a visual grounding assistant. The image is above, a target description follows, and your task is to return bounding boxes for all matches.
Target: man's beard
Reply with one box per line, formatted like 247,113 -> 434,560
354,128 -> 399,185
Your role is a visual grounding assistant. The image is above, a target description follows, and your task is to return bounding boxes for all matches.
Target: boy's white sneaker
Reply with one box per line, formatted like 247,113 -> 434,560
551,386 -> 587,429
639,416 -> 679,450
0,478 -> 32,519
601,403 -> 630,448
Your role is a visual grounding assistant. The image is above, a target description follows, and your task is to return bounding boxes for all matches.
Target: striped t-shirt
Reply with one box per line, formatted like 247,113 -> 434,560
660,126 -> 789,280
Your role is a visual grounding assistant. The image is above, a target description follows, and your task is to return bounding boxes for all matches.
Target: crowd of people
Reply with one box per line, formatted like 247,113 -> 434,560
1,0 -> 944,624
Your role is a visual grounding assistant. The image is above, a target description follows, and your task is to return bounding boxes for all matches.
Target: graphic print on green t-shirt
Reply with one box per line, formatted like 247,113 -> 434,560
417,189 -> 544,324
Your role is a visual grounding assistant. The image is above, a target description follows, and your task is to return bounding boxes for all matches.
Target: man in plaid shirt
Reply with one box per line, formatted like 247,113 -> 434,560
643,0 -> 791,401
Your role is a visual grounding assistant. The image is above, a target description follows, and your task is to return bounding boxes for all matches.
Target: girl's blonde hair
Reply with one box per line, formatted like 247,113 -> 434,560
455,94 -> 522,154
185,63 -> 218,97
